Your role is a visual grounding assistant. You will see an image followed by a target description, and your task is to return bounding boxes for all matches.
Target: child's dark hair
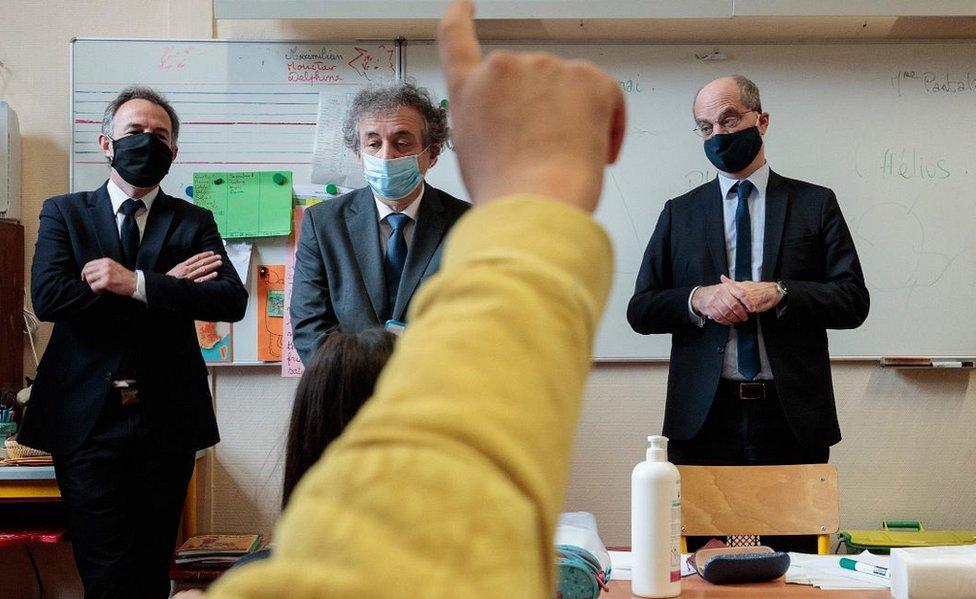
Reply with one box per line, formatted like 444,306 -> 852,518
282,329 -> 396,508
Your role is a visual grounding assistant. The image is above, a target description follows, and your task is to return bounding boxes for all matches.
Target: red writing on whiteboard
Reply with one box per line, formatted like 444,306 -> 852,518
159,46 -> 192,71
287,60 -> 344,83
348,46 -> 386,81
288,61 -> 337,72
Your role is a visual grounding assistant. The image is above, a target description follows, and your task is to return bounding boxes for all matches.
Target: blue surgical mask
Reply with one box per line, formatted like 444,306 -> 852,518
361,149 -> 426,200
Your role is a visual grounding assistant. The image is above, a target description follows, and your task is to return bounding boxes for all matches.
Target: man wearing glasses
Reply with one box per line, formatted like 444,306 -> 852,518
628,75 -> 869,468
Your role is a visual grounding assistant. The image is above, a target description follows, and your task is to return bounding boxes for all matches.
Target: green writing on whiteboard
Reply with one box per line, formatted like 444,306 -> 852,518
193,171 -> 293,238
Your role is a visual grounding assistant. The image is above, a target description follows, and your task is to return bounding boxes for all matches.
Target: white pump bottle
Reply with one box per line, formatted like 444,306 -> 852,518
631,435 -> 681,598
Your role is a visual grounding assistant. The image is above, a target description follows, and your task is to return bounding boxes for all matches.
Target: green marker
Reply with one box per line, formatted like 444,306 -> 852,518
273,173 -> 287,185
325,183 -> 338,195
839,558 -> 889,579
439,98 -> 448,109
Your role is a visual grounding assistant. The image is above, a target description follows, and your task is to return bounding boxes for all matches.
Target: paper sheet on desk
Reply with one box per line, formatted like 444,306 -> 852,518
608,551 -> 695,581
787,551 -> 891,590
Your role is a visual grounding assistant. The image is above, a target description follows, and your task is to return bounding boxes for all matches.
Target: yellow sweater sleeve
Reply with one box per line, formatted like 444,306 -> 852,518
206,195 -> 613,598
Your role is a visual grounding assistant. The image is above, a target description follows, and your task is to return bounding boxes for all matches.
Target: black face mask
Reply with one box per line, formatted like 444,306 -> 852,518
703,126 -> 763,174
109,133 -> 174,188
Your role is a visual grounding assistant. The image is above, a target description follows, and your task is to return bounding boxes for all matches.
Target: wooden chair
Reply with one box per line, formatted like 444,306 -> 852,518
677,464 -> 839,555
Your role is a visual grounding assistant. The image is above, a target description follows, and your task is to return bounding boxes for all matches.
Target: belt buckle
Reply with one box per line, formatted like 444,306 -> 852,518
120,387 -> 140,406
112,380 -> 140,406
739,382 -> 765,400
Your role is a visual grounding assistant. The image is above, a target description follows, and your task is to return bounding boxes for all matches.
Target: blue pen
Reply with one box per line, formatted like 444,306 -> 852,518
839,557 -> 889,578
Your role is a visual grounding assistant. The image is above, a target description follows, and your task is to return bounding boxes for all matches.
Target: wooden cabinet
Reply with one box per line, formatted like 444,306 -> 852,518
0,219 -> 24,390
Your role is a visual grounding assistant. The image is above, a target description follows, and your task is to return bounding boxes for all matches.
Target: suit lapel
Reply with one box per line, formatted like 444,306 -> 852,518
762,171 -> 788,281
89,183 -> 124,263
703,178 -> 728,279
346,188 -> 387,321
393,186 -> 446,320
136,191 -> 175,272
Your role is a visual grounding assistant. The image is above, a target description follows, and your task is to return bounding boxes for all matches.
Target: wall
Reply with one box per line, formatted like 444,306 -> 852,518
215,14 -> 976,545
206,362 -> 976,546
0,1 -> 210,596
3,4 -> 975,596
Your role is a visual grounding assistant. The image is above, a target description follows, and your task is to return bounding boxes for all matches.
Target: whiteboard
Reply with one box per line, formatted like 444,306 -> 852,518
404,41 -> 976,359
71,38 -> 397,364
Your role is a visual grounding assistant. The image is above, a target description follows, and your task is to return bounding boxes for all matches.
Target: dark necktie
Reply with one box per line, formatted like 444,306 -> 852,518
119,198 -> 145,270
732,180 -> 760,380
384,212 -> 410,318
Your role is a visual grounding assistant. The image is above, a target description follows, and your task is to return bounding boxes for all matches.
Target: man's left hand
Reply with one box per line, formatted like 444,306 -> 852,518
720,274 -> 783,313
81,258 -> 137,296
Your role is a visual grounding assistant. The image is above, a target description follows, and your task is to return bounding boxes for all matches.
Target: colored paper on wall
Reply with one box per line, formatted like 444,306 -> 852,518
196,321 -> 233,363
282,205 -> 308,377
257,264 -> 285,362
193,171 -> 293,238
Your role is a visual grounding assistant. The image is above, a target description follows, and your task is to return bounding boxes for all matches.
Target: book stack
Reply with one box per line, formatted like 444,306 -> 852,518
174,534 -> 267,569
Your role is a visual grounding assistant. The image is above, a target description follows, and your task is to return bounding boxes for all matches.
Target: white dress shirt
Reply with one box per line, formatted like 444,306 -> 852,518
688,163 -> 774,380
374,183 -> 423,255
106,178 -> 157,304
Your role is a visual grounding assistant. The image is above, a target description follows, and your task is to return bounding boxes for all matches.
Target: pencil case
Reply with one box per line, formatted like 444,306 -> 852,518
840,521 -> 976,554
555,544 -> 608,599
694,545 -> 790,585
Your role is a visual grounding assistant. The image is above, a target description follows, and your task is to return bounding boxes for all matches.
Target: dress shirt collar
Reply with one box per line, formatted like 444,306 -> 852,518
717,162 -> 770,200
374,182 -> 424,223
107,178 -> 159,215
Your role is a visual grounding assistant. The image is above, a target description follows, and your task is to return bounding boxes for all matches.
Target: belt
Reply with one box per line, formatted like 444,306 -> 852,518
110,380 -> 140,406
718,378 -> 776,400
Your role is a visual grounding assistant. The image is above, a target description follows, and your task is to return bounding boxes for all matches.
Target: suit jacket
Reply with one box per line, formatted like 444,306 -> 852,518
627,170 -> 869,449
19,182 -> 248,455
290,184 -> 470,364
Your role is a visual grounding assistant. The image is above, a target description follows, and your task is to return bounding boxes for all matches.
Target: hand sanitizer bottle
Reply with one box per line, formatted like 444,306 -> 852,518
631,435 -> 681,597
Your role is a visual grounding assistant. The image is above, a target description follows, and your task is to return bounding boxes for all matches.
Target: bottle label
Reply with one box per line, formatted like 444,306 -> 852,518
670,478 -> 681,582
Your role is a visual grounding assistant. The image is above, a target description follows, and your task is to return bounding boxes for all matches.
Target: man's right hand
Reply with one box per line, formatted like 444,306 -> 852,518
167,251 -> 223,283
438,0 -> 625,213
692,284 -> 749,325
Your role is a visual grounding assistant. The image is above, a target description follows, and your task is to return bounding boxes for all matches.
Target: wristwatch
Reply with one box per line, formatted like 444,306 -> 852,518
776,280 -> 788,296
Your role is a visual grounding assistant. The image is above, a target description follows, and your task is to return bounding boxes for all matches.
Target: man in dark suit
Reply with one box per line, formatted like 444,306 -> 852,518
20,86 -> 247,598
628,75 -> 869,466
291,82 -> 469,364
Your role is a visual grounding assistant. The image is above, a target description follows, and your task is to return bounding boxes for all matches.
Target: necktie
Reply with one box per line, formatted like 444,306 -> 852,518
384,212 -> 410,318
119,198 -> 145,270
732,180 -> 760,380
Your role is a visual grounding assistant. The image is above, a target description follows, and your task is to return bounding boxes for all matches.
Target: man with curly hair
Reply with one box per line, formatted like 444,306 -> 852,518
290,81 -> 469,364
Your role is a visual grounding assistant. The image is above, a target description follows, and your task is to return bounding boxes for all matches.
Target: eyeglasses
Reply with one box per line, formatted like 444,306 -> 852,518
692,110 -> 759,139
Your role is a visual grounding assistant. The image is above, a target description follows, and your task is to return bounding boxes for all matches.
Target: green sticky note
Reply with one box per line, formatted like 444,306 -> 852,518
192,171 -> 293,239
266,289 -> 285,317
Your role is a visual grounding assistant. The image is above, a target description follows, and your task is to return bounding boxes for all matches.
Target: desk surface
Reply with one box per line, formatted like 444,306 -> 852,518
606,579 -> 889,597
0,465 -> 55,481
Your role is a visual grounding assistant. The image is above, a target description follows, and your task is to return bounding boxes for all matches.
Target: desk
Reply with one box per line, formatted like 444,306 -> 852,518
0,450 -> 209,536
0,466 -> 59,501
605,578 -> 889,597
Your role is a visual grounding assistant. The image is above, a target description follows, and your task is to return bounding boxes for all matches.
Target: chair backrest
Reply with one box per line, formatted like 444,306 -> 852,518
677,464 -> 839,537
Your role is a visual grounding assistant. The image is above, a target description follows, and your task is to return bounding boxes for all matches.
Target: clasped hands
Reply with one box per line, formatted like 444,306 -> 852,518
692,274 -> 783,326
81,251 -> 222,296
